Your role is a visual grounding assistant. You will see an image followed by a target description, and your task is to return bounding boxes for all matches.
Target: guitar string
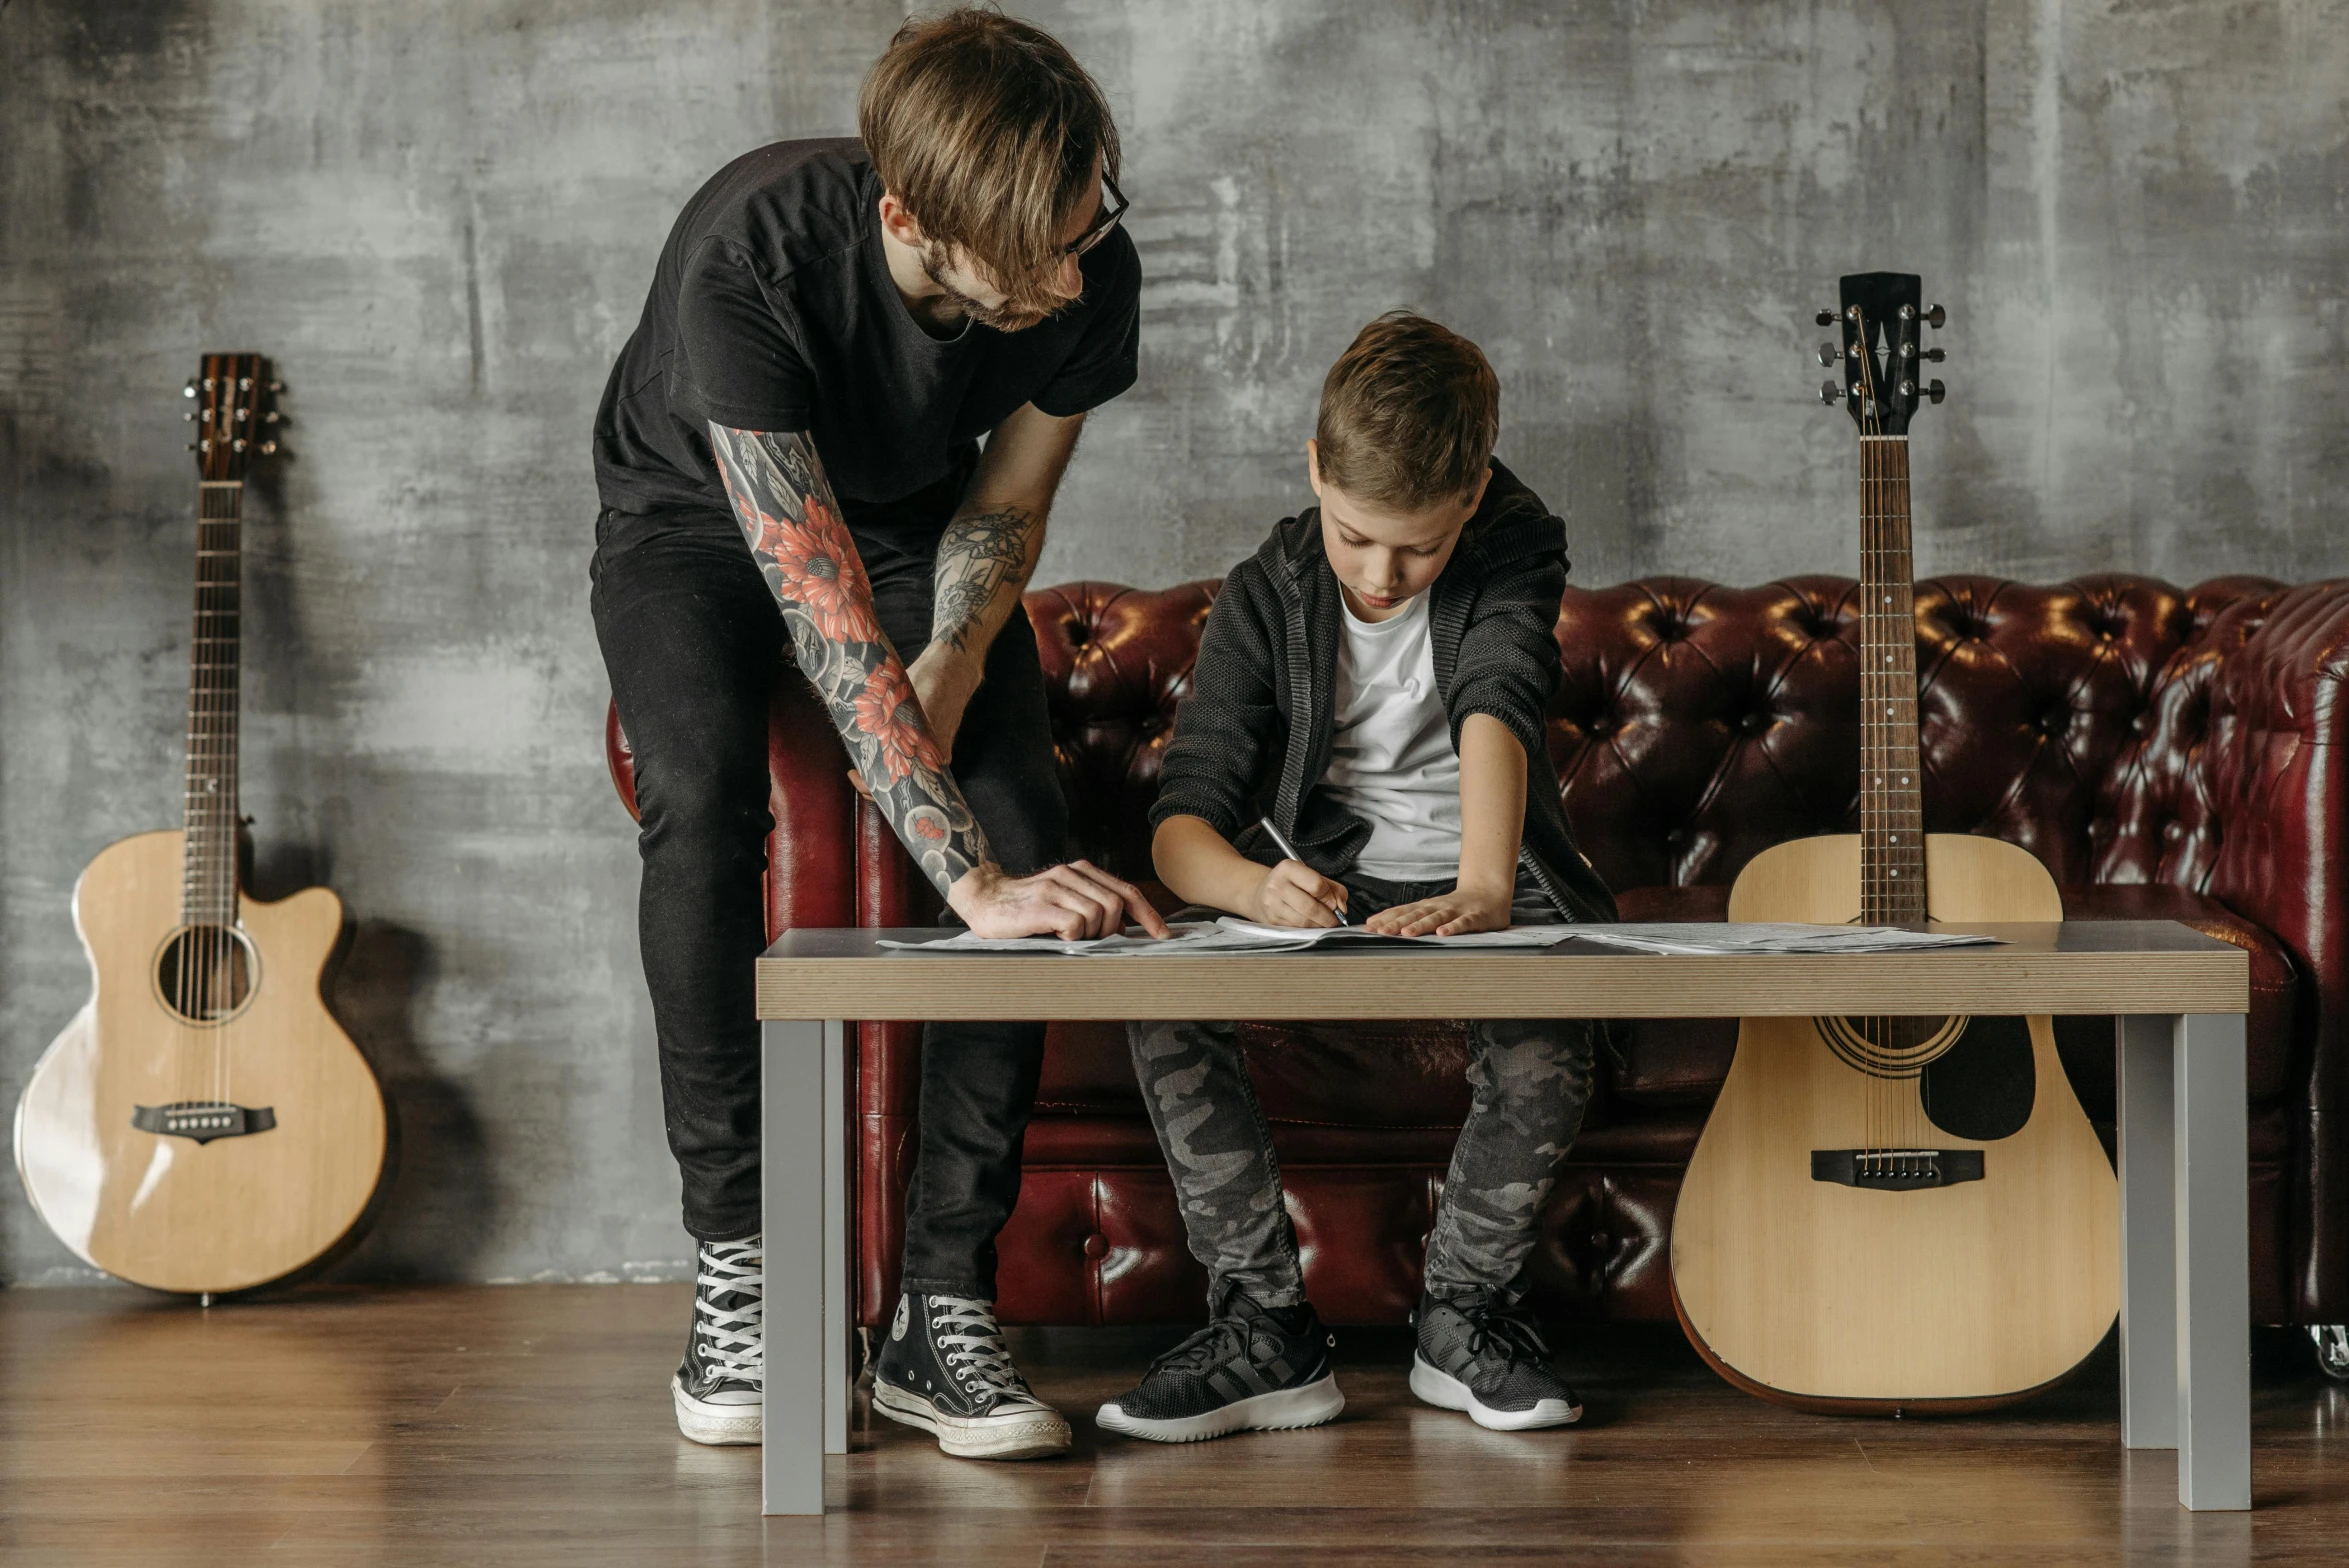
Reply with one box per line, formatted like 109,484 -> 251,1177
1856,312 -> 1883,1166
216,364 -> 242,1112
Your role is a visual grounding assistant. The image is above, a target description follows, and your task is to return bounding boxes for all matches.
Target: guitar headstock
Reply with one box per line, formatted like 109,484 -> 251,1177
1814,273 -> 1946,434
183,353 -> 282,482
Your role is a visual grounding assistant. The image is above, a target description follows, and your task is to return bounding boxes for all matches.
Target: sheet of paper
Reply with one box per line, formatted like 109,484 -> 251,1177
1559,922 -> 2004,956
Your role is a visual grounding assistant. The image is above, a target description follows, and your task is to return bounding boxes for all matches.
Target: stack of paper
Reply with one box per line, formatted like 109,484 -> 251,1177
877,919 -> 1584,956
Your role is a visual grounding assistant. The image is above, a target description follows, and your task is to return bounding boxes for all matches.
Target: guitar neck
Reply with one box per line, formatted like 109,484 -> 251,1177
1859,435 -> 1927,925
182,479 -> 243,925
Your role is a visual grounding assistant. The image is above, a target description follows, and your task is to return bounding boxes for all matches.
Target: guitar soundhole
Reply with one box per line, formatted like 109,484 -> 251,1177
1816,1014 -> 1964,1078
154,925 -> 258,1025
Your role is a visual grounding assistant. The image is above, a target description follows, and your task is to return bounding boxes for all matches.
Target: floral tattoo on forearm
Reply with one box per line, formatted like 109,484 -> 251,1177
931,503 -> 1043,656
708,423 -> 992,894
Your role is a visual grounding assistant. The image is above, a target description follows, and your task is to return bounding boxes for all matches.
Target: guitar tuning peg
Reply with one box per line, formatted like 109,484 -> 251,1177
1815,309 -> 1836,326
1921,347 -> 1945,363
1819,379 -> 1841,406
258,440 -> 279,455
1926,379 -> 1946,404
263,411 -> 281,424
268,381 -> 285,393
186,441 -> 199,452
183,381 -> 198,399
1925,304 -> 1947,328
183,410 -> 198,421
232,438 -> 247,452
1816,343 -> 1836,367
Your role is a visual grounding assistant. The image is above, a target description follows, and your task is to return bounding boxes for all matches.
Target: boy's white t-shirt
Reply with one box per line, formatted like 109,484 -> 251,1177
1321,591 -> 1463,881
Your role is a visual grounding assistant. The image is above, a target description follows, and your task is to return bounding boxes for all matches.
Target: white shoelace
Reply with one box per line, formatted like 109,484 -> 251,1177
928,1294 -> 1044,1408
694,1237 -> 764,1385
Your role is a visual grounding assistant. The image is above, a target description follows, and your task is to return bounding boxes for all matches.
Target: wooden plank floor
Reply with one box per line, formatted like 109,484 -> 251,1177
2,1284 -> 2343,1565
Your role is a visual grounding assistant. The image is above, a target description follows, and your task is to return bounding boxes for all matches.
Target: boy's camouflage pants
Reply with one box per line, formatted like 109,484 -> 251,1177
1124,869 -> 1595,1311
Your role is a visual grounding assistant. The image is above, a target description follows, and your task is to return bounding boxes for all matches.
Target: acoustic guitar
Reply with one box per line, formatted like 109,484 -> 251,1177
1667,275 -> 2118,1411
14,355 -> 388,1296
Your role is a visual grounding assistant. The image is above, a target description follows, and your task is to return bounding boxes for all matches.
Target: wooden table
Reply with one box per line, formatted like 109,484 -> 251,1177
754,919 -> 2251,1515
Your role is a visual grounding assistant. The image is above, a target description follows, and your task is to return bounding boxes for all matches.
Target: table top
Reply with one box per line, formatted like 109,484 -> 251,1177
755,919 -> 2248,1022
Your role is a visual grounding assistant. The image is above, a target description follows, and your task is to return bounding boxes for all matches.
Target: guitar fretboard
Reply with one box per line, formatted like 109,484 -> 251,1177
1858,436 -> 1927,925
182,480 -> 242,926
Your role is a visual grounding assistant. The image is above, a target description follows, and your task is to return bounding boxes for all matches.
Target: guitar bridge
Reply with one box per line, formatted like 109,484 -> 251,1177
1811,1148 -> 1983,1191
133,1101 -> 277,1145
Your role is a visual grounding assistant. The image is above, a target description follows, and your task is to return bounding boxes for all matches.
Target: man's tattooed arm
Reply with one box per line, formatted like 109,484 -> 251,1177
903,405 -> 1085,754
931,501 -> 1045,657
706,422 -> 1170,942
706,423 -> 993,894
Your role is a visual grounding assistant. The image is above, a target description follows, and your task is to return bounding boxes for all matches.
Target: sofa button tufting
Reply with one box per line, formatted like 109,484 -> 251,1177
1081,1233 -> 1109,1260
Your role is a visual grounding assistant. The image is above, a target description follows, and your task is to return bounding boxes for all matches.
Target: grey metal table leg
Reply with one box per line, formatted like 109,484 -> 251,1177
761,1018 -> 826,1515
2119,1014 -> 2178,1449
2175,1010 -> 2251,1511
824,1020 -> 849,1457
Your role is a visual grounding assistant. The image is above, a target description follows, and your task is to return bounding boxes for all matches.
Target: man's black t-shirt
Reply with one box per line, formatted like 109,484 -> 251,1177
592,137 -> 1141,555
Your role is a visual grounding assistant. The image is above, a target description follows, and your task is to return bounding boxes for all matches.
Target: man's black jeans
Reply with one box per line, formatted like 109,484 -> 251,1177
590,506 -> 1064,1301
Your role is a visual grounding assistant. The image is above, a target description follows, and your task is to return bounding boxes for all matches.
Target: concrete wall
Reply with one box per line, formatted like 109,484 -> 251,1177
3,1 -> 2344,1285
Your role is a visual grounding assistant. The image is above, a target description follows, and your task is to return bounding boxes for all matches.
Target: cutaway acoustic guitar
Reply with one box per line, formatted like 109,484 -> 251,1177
1667,275 -> 2118,1411
14,355 -> 388,1295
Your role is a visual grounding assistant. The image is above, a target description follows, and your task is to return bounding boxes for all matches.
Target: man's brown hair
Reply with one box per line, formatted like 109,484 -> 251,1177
859,8 -> 1120,302
1314,312 -> 1500,510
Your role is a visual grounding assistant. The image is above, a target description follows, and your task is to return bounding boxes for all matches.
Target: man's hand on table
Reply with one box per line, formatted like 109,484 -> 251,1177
948,861 -> 1172,941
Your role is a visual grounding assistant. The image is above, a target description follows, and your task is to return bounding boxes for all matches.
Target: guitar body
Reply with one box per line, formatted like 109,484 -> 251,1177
14,829 -> 387,1294
1669,831 -> 2119,1409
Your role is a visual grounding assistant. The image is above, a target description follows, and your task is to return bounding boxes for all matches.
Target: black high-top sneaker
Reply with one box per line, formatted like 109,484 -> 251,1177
672,1235 -> 763,1445
1408,1288 -> 1582,1431
1096,1293 -> 1343,1443
872,1293 -> 1072,1460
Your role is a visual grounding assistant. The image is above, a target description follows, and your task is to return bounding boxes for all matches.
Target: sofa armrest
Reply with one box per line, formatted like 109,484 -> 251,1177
2202,581 -> 2349,1318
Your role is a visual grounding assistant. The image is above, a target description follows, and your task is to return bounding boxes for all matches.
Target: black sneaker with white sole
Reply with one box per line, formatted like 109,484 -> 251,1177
1408,1288 -> 1582,1431
672,1235 -> 763,1445
872,1293 -> 1073,1460
1096,1293 -> 1344,1444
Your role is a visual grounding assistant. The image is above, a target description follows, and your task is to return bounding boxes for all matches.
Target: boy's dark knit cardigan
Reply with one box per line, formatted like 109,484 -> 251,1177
1150,459 -> 1618,924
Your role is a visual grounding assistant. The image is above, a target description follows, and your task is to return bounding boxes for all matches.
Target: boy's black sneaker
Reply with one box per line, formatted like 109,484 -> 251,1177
872,1293 -> 1072,1460
1095,1294 -> 1344,1443
1408,1288 -> 1582,1431
673,1235 -> 763,1445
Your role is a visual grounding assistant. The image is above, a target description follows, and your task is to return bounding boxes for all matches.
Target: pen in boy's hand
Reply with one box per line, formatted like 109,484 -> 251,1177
1258,815 -> 1349,925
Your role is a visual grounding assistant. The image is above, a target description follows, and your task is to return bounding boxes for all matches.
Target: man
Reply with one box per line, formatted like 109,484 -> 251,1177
590,9 -> 1163,1461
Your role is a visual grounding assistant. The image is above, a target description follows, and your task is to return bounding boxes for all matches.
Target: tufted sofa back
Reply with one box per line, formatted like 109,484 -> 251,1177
1028,572 -> 2290,899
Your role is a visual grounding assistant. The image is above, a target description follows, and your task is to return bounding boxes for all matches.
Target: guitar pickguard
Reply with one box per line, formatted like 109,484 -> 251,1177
1919,1015 -> 2036,1143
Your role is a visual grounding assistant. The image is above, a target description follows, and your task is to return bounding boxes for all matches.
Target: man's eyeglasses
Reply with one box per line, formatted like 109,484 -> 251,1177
1065,175 -> 1129,258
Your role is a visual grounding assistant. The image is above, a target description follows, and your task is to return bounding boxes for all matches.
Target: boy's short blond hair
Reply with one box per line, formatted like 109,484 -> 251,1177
1314,312 -> 1499,511
859,8 -> 1120,310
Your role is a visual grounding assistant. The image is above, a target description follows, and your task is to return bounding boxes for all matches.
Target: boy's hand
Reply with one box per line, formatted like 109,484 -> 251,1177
1366,880 -> 1513,937
1247,860 -> 1350,928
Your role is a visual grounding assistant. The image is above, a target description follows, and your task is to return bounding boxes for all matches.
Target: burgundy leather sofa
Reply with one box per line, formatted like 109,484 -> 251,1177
608,572 -> 2349,1332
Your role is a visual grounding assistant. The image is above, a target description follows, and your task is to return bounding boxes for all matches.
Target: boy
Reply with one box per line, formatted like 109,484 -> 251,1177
1096,312 -> 1616,1444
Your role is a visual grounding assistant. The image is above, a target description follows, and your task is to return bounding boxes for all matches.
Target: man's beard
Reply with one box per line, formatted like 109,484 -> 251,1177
920,243 -> 1061,333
